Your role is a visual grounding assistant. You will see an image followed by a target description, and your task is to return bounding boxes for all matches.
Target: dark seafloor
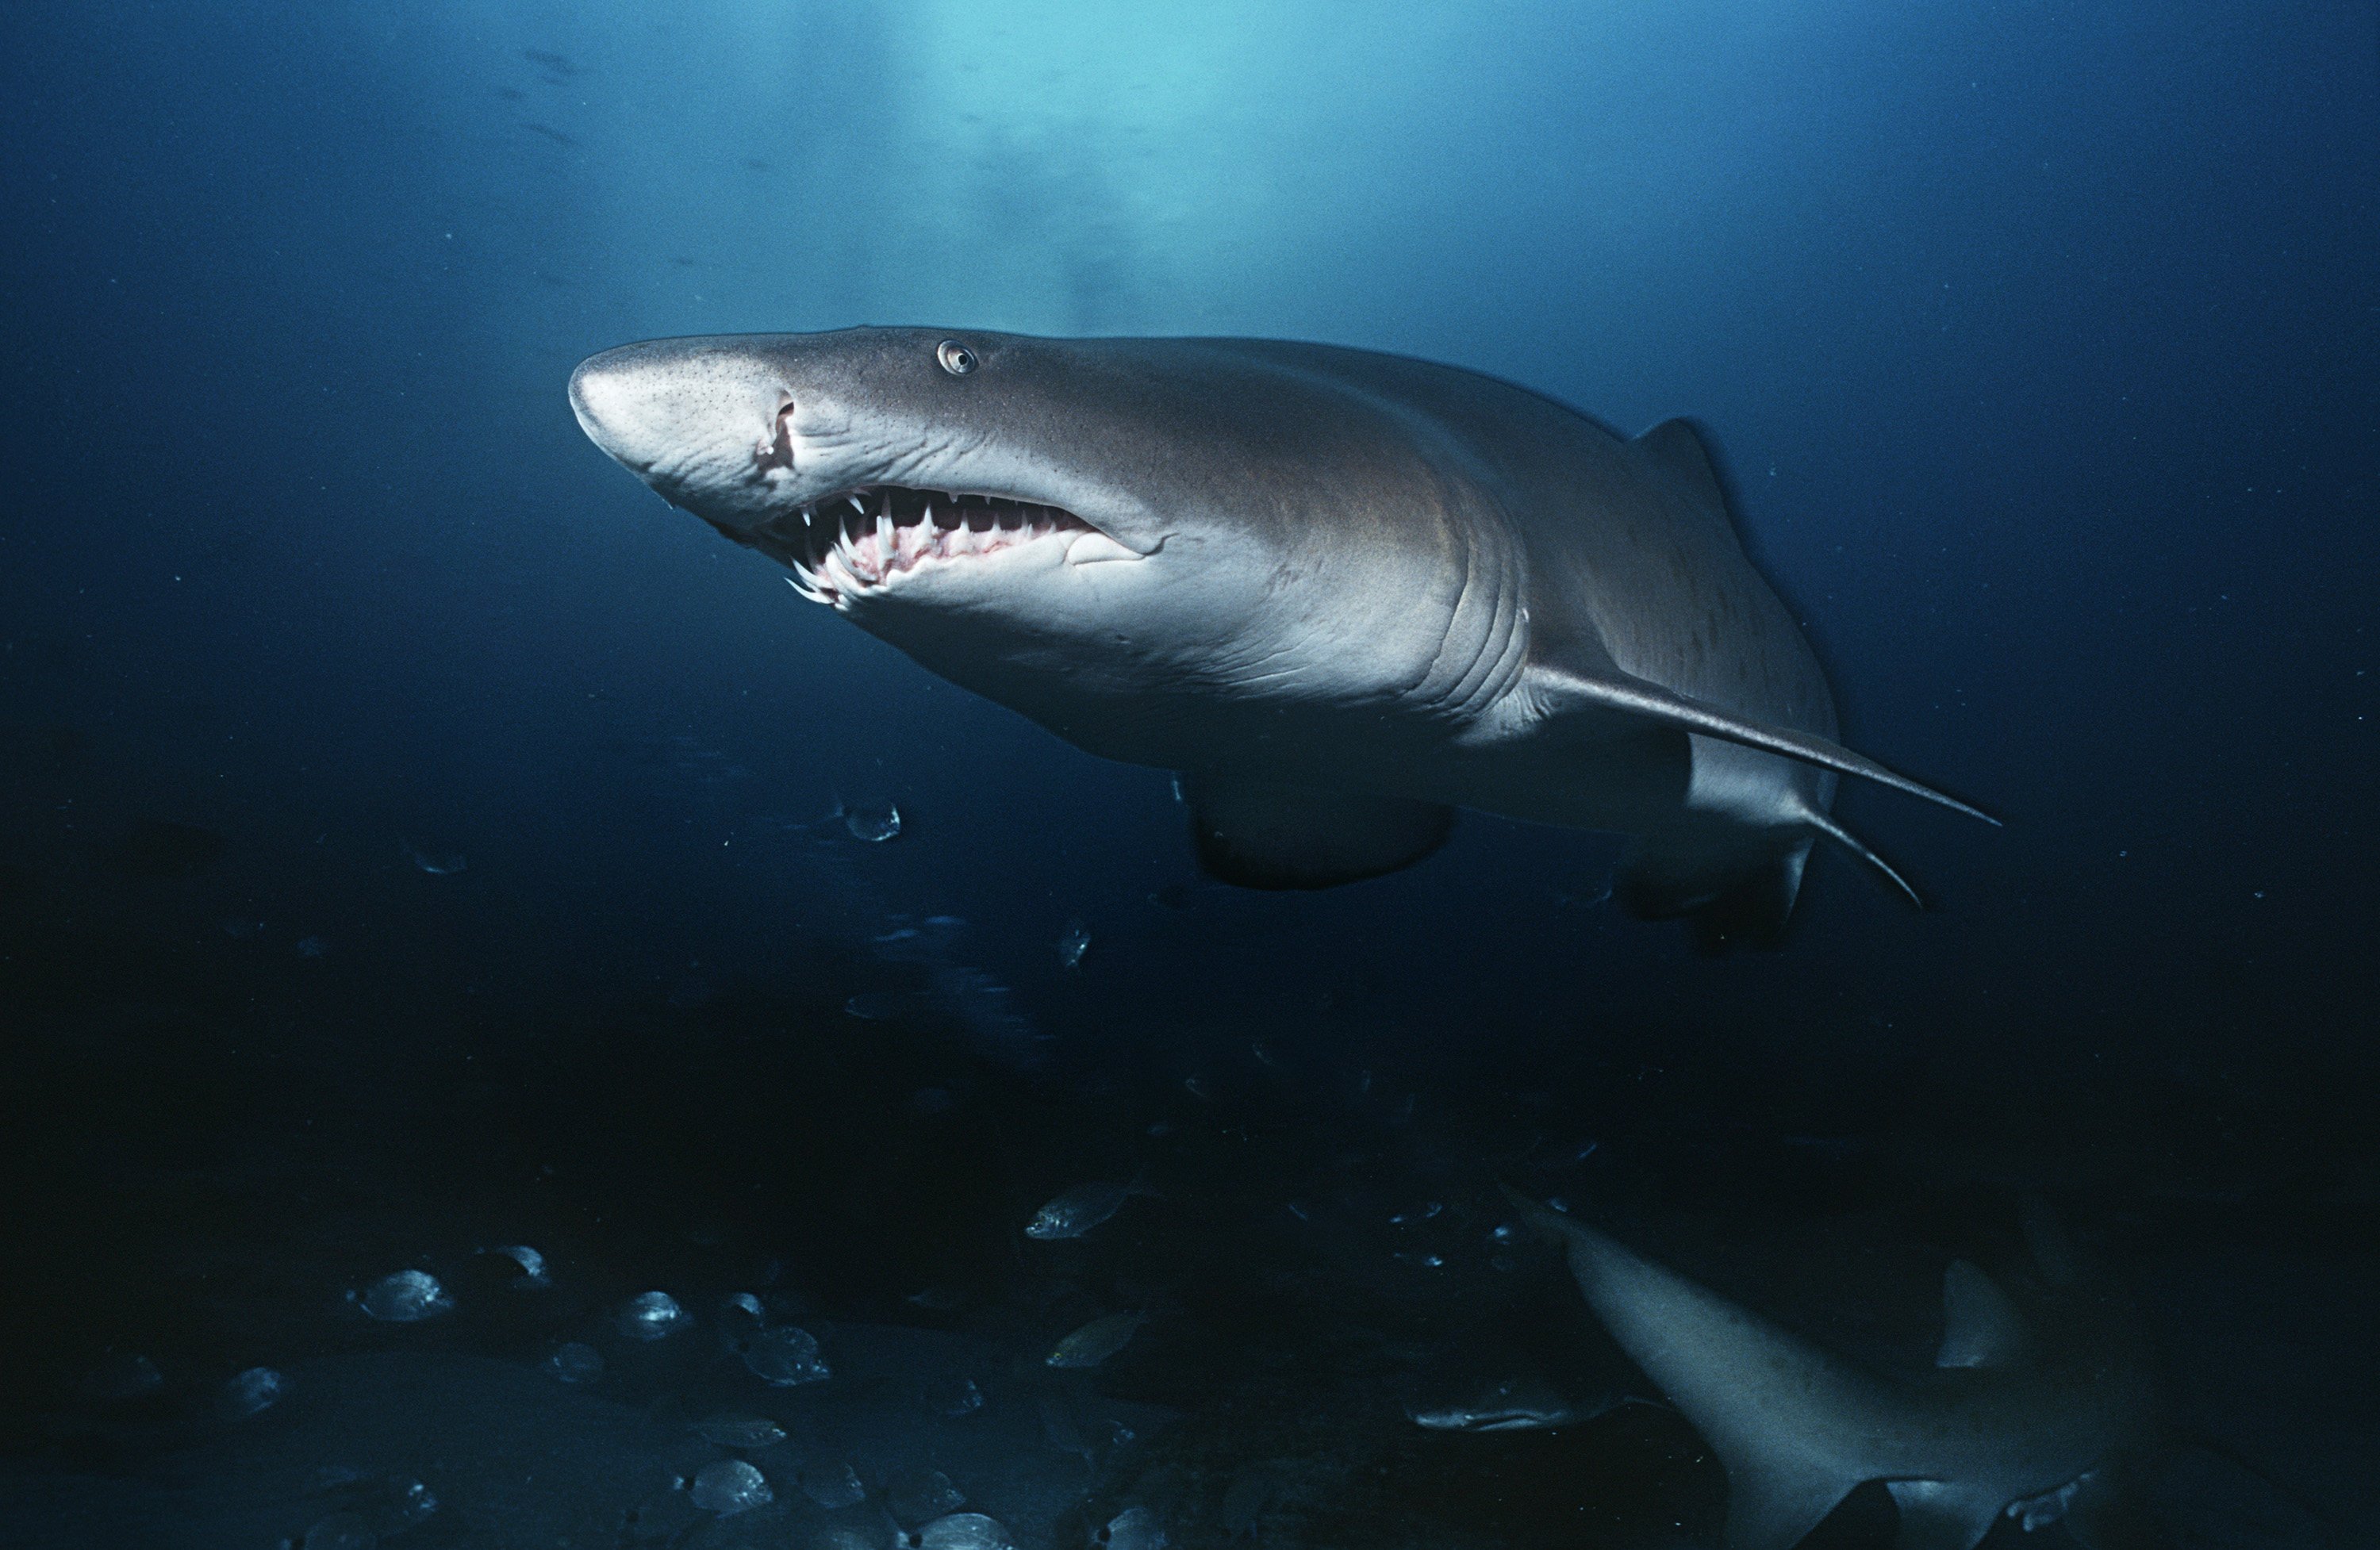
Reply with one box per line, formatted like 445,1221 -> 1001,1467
1,4 -> 2375,1548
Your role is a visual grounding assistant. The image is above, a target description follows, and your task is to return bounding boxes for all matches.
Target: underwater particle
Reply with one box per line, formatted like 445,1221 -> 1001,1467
925,1369 -> 984,1417
885,1468 -> 965,1525
616,1290 -> 689,1341
1100,1506 -> 1169,1549
544,1341 -> 604,1383
359,1270 -> 453,1323
1024,1178 -> 1152,1240
813,1531 -> 878,1550
742,1324 -> 830,1385
841,801 -> 901,842
907,1285 -> 965,1312
1046,1311 -> 1147,1369
217,1365 -> 285,1420
407,846 -> 466,875
920,1511 -> 1012,1549
1182,1076 -> 1212,1101
81,1350 -> 165,1406
1056,918 -> 1090,969
1389,1201 -> 1443,1225
797,1460 -> 866,1509
297,935 -> 329,958
691,1458 -> 774,1515
301,1511 -> 378,1550
484,1243 -> 549,1287
695,1412 -> 787,1448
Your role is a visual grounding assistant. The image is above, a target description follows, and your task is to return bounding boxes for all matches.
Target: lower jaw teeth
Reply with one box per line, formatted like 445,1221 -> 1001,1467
797,520 -> 1073,597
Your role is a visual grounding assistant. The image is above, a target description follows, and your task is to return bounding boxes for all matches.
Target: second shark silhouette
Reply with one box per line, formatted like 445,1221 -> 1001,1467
1503,1189 -> 2161,1550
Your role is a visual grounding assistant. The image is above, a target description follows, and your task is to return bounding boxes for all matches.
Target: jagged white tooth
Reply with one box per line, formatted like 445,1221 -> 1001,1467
801,507 -> 814,528
823,547 -> 865,593
1065,531 -> 1137,566
785,573 -> 828,604
847,493 -> 867,516
877,506 -> 895,559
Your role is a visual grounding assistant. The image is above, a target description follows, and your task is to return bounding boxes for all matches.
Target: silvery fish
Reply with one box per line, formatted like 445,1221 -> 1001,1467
694,1413 -> 787,1448
1025,1178 -> 1154,1240
1406,1376 -> 1610,1432
1047,1311 -> 1148,1368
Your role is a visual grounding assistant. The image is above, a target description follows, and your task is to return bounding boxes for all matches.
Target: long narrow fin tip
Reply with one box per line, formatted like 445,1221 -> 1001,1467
1800,808 -> 1925,910
1532,665 -> 1999,827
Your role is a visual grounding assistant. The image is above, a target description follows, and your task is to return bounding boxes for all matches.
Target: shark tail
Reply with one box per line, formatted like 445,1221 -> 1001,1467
1499,1187 -> 1876,1550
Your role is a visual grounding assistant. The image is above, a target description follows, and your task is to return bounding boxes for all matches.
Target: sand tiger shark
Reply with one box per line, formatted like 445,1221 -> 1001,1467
570,328 -> 1990,944
1504,1190 -> 2163,1550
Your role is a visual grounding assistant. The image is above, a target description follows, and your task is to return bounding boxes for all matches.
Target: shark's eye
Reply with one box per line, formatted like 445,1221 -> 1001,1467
936,340 -> 978,377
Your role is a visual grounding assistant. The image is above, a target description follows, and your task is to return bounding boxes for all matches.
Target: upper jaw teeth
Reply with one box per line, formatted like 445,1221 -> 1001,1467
768,485 -> 1122,604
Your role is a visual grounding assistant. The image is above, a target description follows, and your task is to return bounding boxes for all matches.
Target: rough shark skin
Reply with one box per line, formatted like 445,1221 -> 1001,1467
1503,1190 -> 2163,1550
570,328 -> 1989,943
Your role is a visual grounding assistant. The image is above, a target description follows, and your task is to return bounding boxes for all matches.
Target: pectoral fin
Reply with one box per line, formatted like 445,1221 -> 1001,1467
1186,777 -> 1454,890
1526,662 -> 1996,825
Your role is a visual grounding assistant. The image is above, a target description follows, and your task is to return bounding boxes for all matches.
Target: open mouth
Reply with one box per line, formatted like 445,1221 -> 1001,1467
748,487 -> 1098,604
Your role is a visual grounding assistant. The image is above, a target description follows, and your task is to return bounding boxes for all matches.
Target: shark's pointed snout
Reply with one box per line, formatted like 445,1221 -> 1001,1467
568,348 -> 670,473
568,341 -> 793,518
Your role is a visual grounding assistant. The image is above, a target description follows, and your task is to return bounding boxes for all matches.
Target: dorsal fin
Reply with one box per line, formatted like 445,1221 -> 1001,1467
1936,1260 -> 2030,1368
1635,417 -> 1729,515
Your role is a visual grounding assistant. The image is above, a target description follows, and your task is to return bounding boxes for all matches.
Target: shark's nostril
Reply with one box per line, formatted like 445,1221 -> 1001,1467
756,401 -> 796,472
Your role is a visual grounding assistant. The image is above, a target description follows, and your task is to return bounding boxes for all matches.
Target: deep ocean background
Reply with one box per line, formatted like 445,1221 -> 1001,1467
2,4 -> 2375,1548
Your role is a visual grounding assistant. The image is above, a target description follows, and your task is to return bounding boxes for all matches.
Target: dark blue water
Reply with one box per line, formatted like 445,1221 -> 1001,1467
3,6 -> 2374,1548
